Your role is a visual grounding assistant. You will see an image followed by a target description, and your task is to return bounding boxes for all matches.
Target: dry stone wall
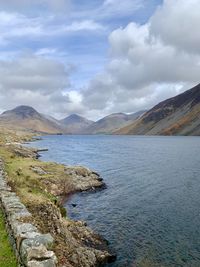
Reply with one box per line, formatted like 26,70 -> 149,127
0,158 -> 57,267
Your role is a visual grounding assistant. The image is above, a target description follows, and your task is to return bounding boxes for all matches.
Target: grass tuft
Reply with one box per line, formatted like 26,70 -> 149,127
0,210 -> 18,267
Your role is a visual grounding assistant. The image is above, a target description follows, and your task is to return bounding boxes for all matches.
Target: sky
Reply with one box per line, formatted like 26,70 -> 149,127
0,0 -> 200,120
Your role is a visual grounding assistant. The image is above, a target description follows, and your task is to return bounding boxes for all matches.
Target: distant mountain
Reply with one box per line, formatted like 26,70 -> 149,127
83,111 -> 145,134
116,84 -> 200,136
60,114 -> 94,134
0,106 -> 146,135
0,105 -> 63,134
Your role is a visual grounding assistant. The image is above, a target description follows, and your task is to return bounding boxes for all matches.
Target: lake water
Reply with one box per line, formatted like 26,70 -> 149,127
32,135 -> 200,267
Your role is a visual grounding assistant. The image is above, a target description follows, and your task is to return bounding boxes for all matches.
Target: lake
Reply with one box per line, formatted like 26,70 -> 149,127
32,135 -> 200,267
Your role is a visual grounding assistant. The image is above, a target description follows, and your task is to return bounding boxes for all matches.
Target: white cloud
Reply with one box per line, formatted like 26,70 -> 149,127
35,48 -> 58,56
150,0 -> 200,54
72,0 -> 144,21
102,0 -> 144,17
63,20 -> 105,32
0,54 -> 70,93
79,0 -> 200,118
0,11 -> 105,44
108,23 -> 200,88
0,54 -> 77,118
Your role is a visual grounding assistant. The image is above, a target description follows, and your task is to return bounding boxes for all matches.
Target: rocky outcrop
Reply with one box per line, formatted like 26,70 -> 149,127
45,166 -> 106,197
5,143 -> 40,159
65,166 -> 105,191
0,159 -> 57,267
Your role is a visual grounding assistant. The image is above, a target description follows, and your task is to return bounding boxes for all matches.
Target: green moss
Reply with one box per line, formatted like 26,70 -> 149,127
59,205 -> 67,218
0,210 -> 18,267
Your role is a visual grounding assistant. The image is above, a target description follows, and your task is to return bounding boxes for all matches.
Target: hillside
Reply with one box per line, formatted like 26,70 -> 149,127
60,114 -> 94,134
0,106 -> 146,135
116,84 -> 200,136
0,106 -> 63,134
84,111 -> 145,134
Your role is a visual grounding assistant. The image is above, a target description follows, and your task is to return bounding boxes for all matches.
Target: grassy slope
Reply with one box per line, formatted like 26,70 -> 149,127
0,131 -> 76,265
0,210 -> 18,267
0,145 -> 69,215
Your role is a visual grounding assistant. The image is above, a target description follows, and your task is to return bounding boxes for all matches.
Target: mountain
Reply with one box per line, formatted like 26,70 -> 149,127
116,84 -> 200,136
60,114 -> 94,134
0,105 -> 63,134
0,106 -> 145,135
84,111 -> 145,134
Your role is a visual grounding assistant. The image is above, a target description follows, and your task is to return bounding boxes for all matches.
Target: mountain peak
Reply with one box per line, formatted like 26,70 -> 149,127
0,105 -> 65,133
2,105 -> 41,119
59,114 -> 94,133
60,114 -> 93,124
67,114 -> 85,121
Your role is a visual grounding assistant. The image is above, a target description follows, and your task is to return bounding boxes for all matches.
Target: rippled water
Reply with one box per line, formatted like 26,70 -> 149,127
32,135 -> 200,267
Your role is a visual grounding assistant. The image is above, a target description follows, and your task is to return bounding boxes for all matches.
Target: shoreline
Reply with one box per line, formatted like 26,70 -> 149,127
0,131 -> 116,266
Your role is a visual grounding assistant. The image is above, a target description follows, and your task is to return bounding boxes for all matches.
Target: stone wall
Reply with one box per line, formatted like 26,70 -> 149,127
0,159 -> 57,267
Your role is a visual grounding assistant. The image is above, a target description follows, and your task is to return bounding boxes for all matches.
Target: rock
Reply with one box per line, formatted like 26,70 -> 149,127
30,166 -> 47,175
20,234 -> 55,264
27,258 -> 57,267
12,222 -> 38,239
13,146 -> 39,158
64,166 -> 106,192
9,209 -> 32,221
26,244 -> 55,261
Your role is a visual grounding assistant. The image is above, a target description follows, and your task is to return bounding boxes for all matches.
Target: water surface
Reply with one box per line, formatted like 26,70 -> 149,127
32,135 -> 200,267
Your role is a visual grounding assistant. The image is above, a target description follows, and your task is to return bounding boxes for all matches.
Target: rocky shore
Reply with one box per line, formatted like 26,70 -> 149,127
0,159 -> 57,267
0,132 -> 116,266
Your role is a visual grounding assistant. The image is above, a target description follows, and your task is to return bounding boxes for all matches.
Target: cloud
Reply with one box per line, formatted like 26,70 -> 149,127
79,0 -> 200,118
108,23 -> 200,87
0,0 -> 71,13
63,20 -> 105,32
0,11 -> 105,43
72,0 -> 144,21
102,0 -> 144,17
150,0 -> 200,54
0,54 -> 80,118
0,54 -> 71,93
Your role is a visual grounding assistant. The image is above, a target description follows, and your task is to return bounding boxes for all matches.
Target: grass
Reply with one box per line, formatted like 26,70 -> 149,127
0,210 -> 18,267
0,130 -> 79,265
0,142 -> 72,223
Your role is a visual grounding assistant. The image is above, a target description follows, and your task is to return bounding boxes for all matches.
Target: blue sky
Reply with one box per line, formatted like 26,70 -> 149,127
68,0 -> 163,88
0,0 -> 199,119
0,0 -> 163,88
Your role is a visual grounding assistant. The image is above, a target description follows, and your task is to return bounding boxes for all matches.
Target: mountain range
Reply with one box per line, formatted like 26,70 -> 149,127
82,111 -> 145,134
0,105 -> 144,134
116,83 -> 200,135
0,83 -> 200,135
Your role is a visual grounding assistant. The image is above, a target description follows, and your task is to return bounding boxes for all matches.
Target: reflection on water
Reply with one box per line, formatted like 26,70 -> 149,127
32,135 -> 200,267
